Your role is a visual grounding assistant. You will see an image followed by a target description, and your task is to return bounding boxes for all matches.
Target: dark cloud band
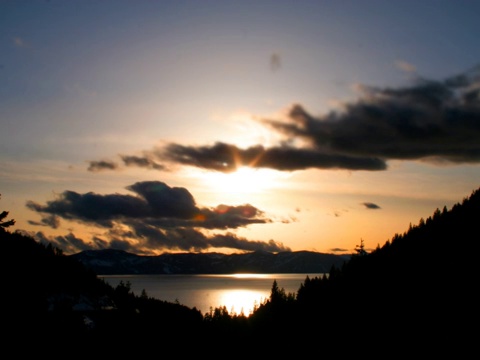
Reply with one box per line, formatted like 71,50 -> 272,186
26,181 -> 282,254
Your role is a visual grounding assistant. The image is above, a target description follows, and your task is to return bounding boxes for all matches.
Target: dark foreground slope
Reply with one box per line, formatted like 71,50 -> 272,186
1,229 -> 204,353
2,187 -> 479,355
247,188 -> 479,353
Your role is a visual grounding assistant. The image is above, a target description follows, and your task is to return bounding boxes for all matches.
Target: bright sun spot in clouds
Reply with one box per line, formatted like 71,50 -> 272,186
202,167 -> 281,194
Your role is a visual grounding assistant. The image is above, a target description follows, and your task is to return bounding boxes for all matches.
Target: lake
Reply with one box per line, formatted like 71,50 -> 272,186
100,273 -> 324,316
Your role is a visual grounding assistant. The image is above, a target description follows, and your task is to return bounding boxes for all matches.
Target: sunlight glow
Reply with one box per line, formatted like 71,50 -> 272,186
199,167 -> 281,194
214,110 -> 285,148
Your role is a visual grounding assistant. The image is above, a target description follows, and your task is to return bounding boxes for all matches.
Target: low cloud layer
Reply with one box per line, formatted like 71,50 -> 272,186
26,181 -> 290,255
89,65 -> 480,174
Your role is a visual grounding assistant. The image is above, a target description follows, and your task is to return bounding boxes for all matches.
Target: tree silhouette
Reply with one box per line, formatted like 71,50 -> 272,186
354,238 -> 367,256
0,194 -> 15,229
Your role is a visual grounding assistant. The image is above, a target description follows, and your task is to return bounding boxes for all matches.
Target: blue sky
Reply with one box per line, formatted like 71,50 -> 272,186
2,0 -> 480,255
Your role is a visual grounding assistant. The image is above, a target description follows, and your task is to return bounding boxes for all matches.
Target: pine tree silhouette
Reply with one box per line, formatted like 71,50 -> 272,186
0,194 -> 15,229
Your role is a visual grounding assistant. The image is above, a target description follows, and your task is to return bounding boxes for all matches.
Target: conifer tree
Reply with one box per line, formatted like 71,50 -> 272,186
0,194 -> 15,229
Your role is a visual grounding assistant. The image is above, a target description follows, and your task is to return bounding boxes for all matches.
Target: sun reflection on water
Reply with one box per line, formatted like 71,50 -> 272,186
218,289 -> 268,316
229,273 -> 270,279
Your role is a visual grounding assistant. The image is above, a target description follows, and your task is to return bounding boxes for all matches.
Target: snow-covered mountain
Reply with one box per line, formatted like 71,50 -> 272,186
70,249 -> 350,275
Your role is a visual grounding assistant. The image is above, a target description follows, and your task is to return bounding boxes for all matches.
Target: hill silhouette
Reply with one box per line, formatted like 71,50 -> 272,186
70,248 -> 350,274
1,188 -> 477,355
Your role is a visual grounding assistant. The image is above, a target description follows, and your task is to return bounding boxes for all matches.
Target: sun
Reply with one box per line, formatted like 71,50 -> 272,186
199,166 -> 281,195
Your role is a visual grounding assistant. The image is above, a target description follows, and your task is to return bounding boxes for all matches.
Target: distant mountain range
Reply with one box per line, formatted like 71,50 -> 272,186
70,249 -> 351,275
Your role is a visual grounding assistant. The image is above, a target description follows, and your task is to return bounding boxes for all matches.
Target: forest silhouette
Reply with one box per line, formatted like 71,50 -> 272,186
1,188 -> 477,355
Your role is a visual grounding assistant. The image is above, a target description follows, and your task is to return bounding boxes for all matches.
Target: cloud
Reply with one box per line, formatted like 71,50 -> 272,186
27,230 -> 110,255
208,235 -> 290,252
13,36 -> 27,48
27,214 -> 60,228
90,142 -> 382,173
25,181 -> 286,254
361,202 -> 381,209
330,247 -> 349,253
260,65 -> 480,165
86,154 -> 166,172
120,155 -> 165,170
28,227 -> 290,255
71,64 -> 480,255
98,64 -> 479,174
159,142 -> 386,172
270,52 -> 281,72
26,181 -> 268,227
87,160 -> 119,172
395,60 -> 416,73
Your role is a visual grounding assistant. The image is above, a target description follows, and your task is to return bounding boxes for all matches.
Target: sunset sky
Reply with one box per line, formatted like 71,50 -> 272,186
2,0 -> 480,255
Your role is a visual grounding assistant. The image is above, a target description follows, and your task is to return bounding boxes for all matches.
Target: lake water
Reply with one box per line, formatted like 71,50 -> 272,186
100,273 -> 324,316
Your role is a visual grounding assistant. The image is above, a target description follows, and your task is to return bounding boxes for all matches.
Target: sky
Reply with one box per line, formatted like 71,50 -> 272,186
1,0 -> 480,256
